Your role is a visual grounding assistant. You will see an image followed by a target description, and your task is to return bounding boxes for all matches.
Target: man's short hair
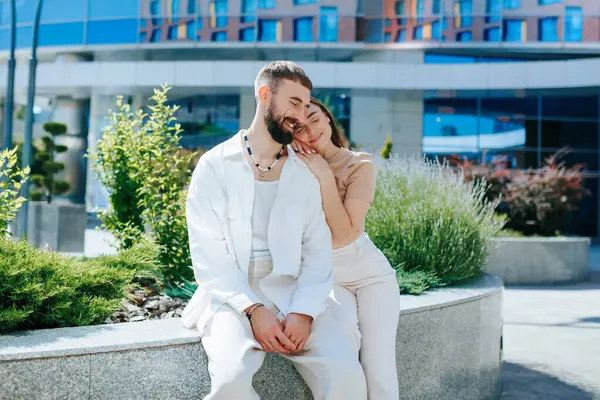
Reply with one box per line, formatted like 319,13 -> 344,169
254,61 -> 313,97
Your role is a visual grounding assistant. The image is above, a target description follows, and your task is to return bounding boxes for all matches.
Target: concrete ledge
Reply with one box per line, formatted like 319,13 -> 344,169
0,274 -> 503,400
485,237 -> 590,285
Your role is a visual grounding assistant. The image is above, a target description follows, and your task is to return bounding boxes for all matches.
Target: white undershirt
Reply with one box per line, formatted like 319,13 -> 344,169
250,180 -> 279,262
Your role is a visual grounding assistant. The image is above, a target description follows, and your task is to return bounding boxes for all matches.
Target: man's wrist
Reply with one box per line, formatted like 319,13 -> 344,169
243,303 -> 264,320
288,312 -> 313,323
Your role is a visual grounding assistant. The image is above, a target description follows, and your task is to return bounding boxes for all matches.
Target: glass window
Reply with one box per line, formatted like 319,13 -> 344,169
150,29 -> 161,42
485,0 -> 500,23
503,0 -> 519,8
39,22 -> 84,46
384,31 -> 391,42
172,0 -> 180,21
168,25 -> 178,39
241,0 -> 256,23
294,17 -> 313,42
294,0 -> 317,5
150,0 -> 160,16
319,6 -> 338,42
503,19 -> 524,42
416,0 -> 424,22
432,0 -> 441,14
396,29 -> 406,42
484,27 -> 500,42
395,0 -> 405,15
213,0 -> 228,28
414,25 -> 423,39
457,31 -> 472,42
87,19 -> 139,44
240,26 -> 255,41
259,19 -> 278,41
538,0 -> 561,4
459,0 -> 472,28
565,7 -> 583,42
432,20 -> 442,39
188,0 -> 196,14
212,31 -> 227,41
187,20 -> 195,39
89,0 -> 139,18
41,0 -> 86,22
539,17 -> 558,42
259,0 -> 275,8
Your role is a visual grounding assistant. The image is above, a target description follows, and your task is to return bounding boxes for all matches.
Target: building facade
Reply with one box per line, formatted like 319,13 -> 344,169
0,0 -> 600,238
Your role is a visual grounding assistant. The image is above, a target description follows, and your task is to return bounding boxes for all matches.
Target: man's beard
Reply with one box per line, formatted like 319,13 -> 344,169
264,103 -> 297,146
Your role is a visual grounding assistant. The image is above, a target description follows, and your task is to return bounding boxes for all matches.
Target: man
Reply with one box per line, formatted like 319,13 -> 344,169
181,61 -> 367,400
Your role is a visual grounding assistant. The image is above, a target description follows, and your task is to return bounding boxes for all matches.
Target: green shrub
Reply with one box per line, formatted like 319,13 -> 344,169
0,147 -> 30,235
30,121 -> 70,203
380,135 -> 393,159
0,236 -> 160,332
89,85 -> 198,298
366,157 -> 503,294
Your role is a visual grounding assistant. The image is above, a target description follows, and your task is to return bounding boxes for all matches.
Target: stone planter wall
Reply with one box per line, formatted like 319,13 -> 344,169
485,237 -> 590,285
0,275 -> 503,400
26,201 -> 86,253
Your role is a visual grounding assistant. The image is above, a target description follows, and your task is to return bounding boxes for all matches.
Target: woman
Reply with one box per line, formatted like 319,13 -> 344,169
292,97 -> 401,400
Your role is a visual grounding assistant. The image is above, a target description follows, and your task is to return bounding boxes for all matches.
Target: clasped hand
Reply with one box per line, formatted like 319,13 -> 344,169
249,306 -> 312,354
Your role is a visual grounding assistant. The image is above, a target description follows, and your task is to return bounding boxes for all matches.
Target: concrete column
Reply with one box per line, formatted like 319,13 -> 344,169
85,93 -> 116,211
239,91 -> 256,129
51,96 -> 90,204
350,94 -> 423,158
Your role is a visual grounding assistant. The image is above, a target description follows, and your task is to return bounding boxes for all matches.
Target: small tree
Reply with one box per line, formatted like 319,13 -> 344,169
0,147 -> 30,235
380,134 -> 393,159
30,122 -> 70,203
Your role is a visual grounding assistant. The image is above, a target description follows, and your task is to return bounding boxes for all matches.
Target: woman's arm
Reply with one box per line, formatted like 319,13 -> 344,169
298,153 -> 375,248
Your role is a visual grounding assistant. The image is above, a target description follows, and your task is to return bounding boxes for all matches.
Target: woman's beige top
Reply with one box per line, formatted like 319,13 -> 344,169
325,148 -> 376,203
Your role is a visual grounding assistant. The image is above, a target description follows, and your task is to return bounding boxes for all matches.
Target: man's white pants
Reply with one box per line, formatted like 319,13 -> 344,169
200,260 -> 367,400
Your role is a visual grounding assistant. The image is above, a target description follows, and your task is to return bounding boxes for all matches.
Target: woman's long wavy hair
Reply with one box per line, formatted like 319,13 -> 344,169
309,97 -> 350,149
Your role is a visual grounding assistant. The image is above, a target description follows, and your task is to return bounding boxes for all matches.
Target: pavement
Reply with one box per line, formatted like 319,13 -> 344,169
500,282 -> 600,399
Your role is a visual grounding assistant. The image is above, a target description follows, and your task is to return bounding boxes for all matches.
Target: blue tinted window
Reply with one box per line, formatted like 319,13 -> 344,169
39,22 -> 84,46
212,31 -> 227,41
215,0 -> 228,28
188,0 -> 196,14
539,17 -> 558,42
259,19 -> 278,41
294,0 -> 317,5
485,0 -> 500,23
424,54 -> 477,63
432,20 -> 441,39
319,6 -> 338,42
187,21 -> 195,39
89,0 -> 140,18
503,0 -> 519,8
565,7 -> 583,42
172,0 -> 180,21
538,0 -> 560,4
150,0 -> 160,16
41,0 -> 86,21
259,0 -> 275,8
459,0 -> 472,28
432,0 -> 441,14
503,19 -> 522,42
240,27 -> 255,41
384,32 -> 391,42
395,0 -> 404,15
150,29 -> 160,42
87,19 -> 139,44
484,27 -> 500,42
168,26 -> 178,39
457,31 -> 472,42
294,17 -> 313,42
241,0 -> 256,23
395,29 -> 406,42
416,0 -> 424,22
413,26 -> 423,40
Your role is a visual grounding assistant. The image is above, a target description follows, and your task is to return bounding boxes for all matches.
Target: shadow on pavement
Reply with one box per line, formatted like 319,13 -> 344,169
505,283 -> 600,292
501,362 -> 597,400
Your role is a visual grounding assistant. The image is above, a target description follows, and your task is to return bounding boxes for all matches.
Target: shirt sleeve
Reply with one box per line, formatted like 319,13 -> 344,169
344,154 -> 377,204
186,158 -> 261,314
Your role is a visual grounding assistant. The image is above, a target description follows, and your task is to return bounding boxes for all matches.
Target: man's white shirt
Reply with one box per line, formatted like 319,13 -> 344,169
181,131 -> 333,335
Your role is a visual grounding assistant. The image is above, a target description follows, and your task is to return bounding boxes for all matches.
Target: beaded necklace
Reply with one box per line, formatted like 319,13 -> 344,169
243,134 -> 284,178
